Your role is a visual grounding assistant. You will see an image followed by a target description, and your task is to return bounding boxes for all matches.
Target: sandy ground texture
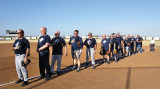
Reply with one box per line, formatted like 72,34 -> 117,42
0,43 -> 160,89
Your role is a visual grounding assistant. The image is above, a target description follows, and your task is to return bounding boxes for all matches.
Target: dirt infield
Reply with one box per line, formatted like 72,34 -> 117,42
0,42 -> 160,89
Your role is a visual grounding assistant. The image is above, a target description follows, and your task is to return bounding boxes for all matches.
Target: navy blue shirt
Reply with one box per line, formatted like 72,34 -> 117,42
101,39 -> 110,50
130,37 -> 136,45
124,38 -> 131,46
69,36 -> 83,51
140,37 -> 143,44
124,39 -> 131,46
84,38 -> 96,48
116,36 -> 123,47
37,35 -> 50,51
110,38 -> 116,50
50,37 -> 66,55
136,37 -> 143,45
13,38 -> 30,54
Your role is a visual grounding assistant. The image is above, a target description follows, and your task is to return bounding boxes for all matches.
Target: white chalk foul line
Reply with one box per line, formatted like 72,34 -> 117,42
0,60 -> 120,87
0,82 -> 15,87
0,76 -> 39,87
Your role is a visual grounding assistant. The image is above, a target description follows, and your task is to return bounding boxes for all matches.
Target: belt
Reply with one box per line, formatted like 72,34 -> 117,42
15,54 -> 25,56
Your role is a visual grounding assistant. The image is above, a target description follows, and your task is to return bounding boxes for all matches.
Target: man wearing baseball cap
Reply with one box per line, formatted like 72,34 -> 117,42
84,32 -> 97,69
13,29 -> 30,86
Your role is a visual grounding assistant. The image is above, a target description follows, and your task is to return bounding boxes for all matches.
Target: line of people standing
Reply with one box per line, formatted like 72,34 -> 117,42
12,28 -> 143,86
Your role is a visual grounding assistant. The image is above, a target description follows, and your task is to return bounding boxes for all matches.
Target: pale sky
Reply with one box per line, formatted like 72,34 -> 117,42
0,0 -> 160,37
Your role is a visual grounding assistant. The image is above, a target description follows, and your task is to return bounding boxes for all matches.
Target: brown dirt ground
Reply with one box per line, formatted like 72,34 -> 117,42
0,43 -> 160,89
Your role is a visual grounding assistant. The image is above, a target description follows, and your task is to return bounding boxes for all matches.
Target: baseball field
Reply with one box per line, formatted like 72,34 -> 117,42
0,40 -> 160,89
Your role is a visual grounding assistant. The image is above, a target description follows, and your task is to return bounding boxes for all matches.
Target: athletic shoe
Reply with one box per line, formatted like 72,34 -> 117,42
50,72 -> 54,75
115,60 -> 118,63
46,77 -> 51,81
92,65 -> 95,69
76,67 -> 80,72
15,79 -> 23,83
107,61 -> 110,64
72,66 -> 76,70
21,81 -> 28,86
85,63 -> 89,68
57,71 -> 61,75
38,75 -> 45,79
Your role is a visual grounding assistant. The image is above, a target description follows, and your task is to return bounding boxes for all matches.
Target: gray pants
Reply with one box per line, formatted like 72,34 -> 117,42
150,44 -> 155,51
86,48 -> 95,65
15,54 -> 28,81
50,55 -> 62,73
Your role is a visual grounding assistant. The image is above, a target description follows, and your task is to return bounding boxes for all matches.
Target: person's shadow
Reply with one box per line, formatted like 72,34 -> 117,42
27,58 -> 106,89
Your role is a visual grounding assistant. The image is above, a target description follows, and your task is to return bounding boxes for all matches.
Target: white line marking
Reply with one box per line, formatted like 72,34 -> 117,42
0,82 -> 15,87
0,53 -> 142,87
0,76 -> 39,87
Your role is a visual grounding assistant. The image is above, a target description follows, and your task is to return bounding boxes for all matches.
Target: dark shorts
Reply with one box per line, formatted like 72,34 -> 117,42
111,48 -> 114,52
103,49 -> 109,55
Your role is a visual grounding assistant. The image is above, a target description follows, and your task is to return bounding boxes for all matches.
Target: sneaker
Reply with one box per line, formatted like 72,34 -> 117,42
38,75 -> 45,79
50,72 -> 54,75
72,66 -> 76,70
85,63 -> 89,68
57,71 -> 61,75
76,67 -> 80,72
115,60 -> 118,63
21,81 -> 28,86
15,79 -> 23,83
46,77 -> 51,81
107,61 -> 110,64
92,65 -> 95,69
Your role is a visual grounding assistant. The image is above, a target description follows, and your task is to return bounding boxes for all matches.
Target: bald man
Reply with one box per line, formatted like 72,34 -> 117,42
37,27 -> 51,80
101,34 -> 111,64
50,31 -> 68,75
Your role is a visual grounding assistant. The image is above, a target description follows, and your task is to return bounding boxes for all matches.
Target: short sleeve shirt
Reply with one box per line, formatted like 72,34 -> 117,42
84,38 -> 97,48
50,37 -> 66,55
13,38 -> 30,54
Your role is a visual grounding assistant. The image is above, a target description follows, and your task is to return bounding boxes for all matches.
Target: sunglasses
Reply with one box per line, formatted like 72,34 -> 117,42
55,33 -> 59,35
17,32 -> 21,34
74,33 -> 78,35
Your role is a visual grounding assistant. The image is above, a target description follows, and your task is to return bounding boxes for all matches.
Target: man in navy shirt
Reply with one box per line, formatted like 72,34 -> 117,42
127,34 -> 131,56
101,34 -> 111,64
140,36 -> 143,50
135,35 -> 143,53
124,36 -> 131,57
50,31 -> 68,75
69,30 -> 83,72
130,35 -> 136,55
13,29 -> 30,86
109,35 -> 113,60
37,27 -> 51,80
84,32 -> 97,69
116,32 -> 124,59
111,34 -> 118,63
